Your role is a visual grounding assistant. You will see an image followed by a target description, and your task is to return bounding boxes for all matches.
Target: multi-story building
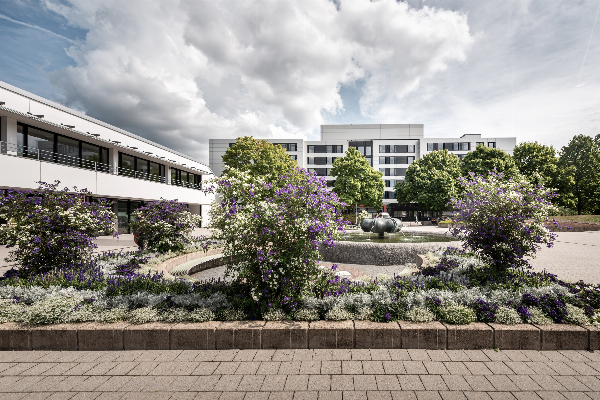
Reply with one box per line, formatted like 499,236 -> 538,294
0,81 -> 214,233
209,124 -> 516,219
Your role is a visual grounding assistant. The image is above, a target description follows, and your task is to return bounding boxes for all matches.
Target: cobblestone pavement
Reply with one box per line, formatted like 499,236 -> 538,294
1,349 -> 600,399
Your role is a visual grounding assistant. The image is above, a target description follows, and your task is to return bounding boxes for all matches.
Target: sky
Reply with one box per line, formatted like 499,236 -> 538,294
0,0 -> 599,162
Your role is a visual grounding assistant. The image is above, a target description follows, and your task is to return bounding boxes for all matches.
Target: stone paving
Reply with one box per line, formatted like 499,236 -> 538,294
1,349 -> 600,399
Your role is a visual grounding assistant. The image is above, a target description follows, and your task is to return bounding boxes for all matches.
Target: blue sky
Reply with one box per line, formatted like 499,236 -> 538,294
1,0 -> 599,161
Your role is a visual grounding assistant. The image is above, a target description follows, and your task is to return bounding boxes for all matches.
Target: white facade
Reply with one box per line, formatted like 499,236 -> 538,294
209,124 -> 516,209
0,81 -> 214,232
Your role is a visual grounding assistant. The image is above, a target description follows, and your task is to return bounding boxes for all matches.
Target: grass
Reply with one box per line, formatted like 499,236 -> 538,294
551,215 -> 600,225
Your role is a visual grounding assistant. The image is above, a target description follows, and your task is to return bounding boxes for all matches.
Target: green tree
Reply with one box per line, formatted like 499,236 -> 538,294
512,141 -> 575,209
559,135 -> 600,214
331,147 -> 384,211
461,145 -> 520,180
222,136 -> 296,178
394,150 -> 461,211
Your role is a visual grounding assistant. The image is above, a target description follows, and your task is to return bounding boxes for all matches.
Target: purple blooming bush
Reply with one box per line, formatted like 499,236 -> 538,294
449,171 -> 557,272
129,199 -> 202,253
206,167 -> 345,313
0,181 -> 116,277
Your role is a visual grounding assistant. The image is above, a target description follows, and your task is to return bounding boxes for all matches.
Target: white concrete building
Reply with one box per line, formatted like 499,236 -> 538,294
0,81 -> 214,233
209,124 -> 516,218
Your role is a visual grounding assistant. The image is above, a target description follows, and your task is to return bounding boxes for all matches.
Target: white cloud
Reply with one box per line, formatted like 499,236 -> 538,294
44,0 -> 474,161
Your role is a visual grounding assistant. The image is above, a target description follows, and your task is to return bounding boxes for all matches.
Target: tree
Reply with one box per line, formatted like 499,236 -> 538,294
330,147 -> 384,211
394,150 -> 461,211
449,171 -> 557,272
559,135 -> 600,214
222,136 -> 297,179
512,142 -> 576,210
460,145 -> 520,180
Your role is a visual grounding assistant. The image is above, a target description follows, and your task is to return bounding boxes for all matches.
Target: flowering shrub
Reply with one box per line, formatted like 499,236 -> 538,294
494,307 -> 522,324
449,171 -> 557,271
0,181 -> 116,277
439,304 -> 476,325
206,167 -> 345,312
129,199 -> 201,253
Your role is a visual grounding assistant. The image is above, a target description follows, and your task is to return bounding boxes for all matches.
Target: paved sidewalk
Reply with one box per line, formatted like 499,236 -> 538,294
1,349 -> 600,399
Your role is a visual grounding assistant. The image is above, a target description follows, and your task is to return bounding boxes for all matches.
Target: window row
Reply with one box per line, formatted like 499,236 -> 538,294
273,143 -> 298,151
385,180 -> 402,188
349,141 -> 372,156
15,123 -> 110,171
379,168 -> 407,177
379,145 -> 415,153
118,153 -> 165,182
384,191 -> 396,199
171,168 -> 202,188
307,145 -> 343,153
378,156 -> 415,165
307,157 -> 338,165
308,168 -> 331,176
427,142 -> 496,151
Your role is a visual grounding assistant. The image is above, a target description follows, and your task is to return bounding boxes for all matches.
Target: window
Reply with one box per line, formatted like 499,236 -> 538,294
459,142 -> 470,151
379,145 -> 387,153
307,145 -> 327,153
149,162 -> 161,182
427,143 -> 439,151
385,180 -> 398,188
27,127 -> 54,159
457,154 -> 468,160
308,168 -> 329,176
56,135 -> 80,167
171,168 -> 201,188
384,191 -> 396,199
380,168 -> 390,176
229,143 -> 236,147
488,142 -> 496,148
326,145 -> 343,153
394,168 -> 407,176
476,142 -> 484,147
326,180 -> 336,187
289,155 -> 297,161
380,144 -> 415,153
273,143 -> 297,151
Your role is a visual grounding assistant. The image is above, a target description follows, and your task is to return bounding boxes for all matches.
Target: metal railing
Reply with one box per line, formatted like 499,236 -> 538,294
170,178 -> 202,190
0,140 -> 202,189
1,141 -> 113,173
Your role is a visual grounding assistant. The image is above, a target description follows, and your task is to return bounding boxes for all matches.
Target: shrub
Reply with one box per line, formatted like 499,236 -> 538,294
128,307 -> 160,324
0,182 -> 116,277
294,308 -> 320,321
473,299 -> 498,323
565,304 -> 590,326
527,307 -> 553,325
129,199 -> 201,253
449,171 -> 557,271
439,304 -> 476,325
21,296 -> 81,325
263,308 -> 289,321
406,307 -> 435,322
521,293 -> 568,323
325,307 -> 353,321
189,308 -> 215,322
494,307 -> 522,324
207,167 -> 345,313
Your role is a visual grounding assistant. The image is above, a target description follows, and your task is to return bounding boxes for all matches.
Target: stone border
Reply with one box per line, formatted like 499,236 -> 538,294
156,248 -> 224,278
1,321 -> 597,351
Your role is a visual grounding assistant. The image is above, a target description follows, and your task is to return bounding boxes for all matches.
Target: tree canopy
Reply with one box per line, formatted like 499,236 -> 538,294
461,145 -> 520,180
394,150 -> 461,211
559,135 -> 600,214
512,141 -> 575,209
330,147 -> 384,209
222,136 -> 297,179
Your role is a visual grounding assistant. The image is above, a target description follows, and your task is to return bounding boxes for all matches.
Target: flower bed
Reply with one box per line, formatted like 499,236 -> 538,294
1,247 -> 599,329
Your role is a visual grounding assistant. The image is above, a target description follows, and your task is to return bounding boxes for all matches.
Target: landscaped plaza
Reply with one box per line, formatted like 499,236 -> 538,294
3,0 -> 600,398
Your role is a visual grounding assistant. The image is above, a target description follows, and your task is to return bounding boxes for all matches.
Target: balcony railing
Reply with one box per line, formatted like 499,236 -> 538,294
0,141 -> 201,190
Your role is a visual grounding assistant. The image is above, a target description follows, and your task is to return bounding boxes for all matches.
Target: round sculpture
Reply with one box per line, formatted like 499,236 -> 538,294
360,212 -> 403,238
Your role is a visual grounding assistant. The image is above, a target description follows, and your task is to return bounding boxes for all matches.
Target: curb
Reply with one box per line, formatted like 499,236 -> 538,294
1,321 -> 597,351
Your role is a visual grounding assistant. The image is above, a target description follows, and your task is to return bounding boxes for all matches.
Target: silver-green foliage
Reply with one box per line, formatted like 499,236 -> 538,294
494,307 -> 523,325
439,304 -> 476,325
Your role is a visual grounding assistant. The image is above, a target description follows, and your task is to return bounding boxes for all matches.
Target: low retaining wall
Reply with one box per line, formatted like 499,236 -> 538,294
319,240 -> 459,266
0,321 -> 597,351
156,248 -> 223,277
